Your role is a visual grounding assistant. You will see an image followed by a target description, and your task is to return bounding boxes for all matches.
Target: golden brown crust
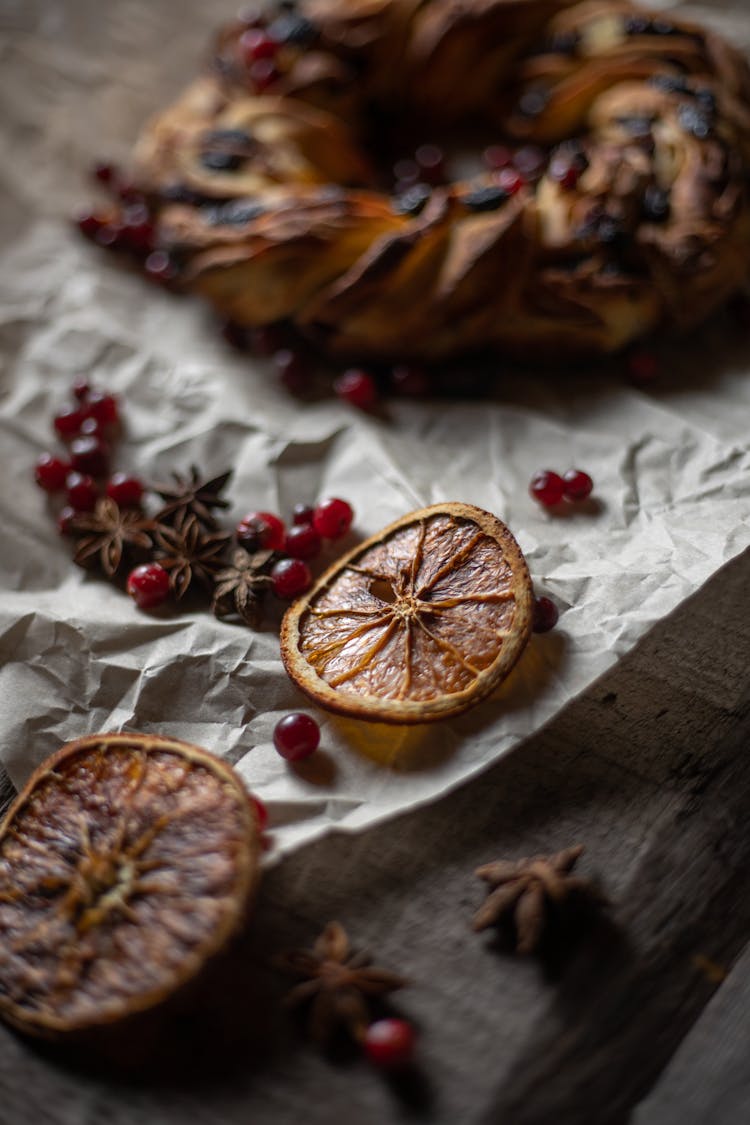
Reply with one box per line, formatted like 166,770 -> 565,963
280,503 -> 534,724
0,733 -> 260,1037
130,0 -> 750,362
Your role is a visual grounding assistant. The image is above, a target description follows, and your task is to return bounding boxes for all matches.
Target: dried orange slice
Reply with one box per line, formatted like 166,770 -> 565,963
281,502 -> 533,724
0,733 -> 261,1038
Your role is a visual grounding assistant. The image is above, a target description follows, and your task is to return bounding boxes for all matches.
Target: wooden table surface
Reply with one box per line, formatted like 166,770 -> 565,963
1,547 -> 748,1124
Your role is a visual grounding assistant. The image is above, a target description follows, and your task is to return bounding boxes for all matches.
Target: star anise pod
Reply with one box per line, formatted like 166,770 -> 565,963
472,844 -> 604,954
153,514 -> 231,599
151,465 -> 232,529
212,547 -> 275,627
274,921 -> 407,1046
68,497 -> 156,577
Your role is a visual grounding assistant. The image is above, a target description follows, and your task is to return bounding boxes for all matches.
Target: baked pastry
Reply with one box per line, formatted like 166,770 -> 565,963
127,0 -> 750,361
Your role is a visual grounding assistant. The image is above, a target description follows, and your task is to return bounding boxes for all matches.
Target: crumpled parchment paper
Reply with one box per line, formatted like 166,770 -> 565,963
1,0 -> 750,858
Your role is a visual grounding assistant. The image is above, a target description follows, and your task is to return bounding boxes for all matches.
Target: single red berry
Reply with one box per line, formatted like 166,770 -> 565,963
273,348 -> 310,396
530,470 -> 565,507
72,378 -> 91,402
53,405 -> 87,440
92,160 -> 118,187
66,471 -> 99,511
239,28 -> 279,63
236,510 -> 286,551
250,58 -> 279,92
74,208 -> 108,241
249,793 -> 269,832
273,713 -> 320,761
292,503 -> 315,526
106,472 -> 144,508
121,203 -> 154,254
562,468 -> 593,501
391,364 -> 430,397
415,143 -> 445,184
363,1019 -> 416,1070
533,595 -> 559,633
144,250 -> 177,283
313,497 -> 353,540
79,415 -> 105,438
271,557 -> 312,599
283,523 -> 322,560
483,144 -> 513,171
126,562 -> 171,609
57,505 -> 77,535
34,453 -> 70,492
85,390 -> 119,427
69,435 -> 110,477
334,368 -> 378,411
495,167 -> 525,196
628,349 -> 659,385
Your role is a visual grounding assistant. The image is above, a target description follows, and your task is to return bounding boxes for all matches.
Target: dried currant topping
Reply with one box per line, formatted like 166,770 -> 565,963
127,562 -> 171,609
68,497 -> 156,577
312,497 -> 353,540
106,473 -> 144,508
364,1019 -> 416,1070
561,469 -> 593,501
69,435 -> 110,478
66,472 -> 99,512
393,183 -> 431,217
270,557 -> 312,599
642,185 -> 670,223
153,466 -> 232,529
35,454 -> 70,493
283,523 -> 322,560
268,14 -> 317,47
334,368 -> 378,411
463,185 -> 508,212
532,595 -> 559,634
529,470 -> 565,507
236,510 -> 286,551
211,547 -> 276,627
518,86 -> 550,118
273,712 -> 320,761
153,516 -> 231,599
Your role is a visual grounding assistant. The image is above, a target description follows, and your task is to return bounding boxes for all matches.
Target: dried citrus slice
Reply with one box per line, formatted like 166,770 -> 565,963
281,502 -> 533,724
0,733 -> 261,1037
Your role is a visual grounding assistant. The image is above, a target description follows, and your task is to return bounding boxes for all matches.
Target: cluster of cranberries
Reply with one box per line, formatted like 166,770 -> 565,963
529,468 -> 594,508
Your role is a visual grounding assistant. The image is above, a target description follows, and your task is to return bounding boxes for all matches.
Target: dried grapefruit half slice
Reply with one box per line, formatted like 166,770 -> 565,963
281,502 -> 533,724
0,733 -> 261,1037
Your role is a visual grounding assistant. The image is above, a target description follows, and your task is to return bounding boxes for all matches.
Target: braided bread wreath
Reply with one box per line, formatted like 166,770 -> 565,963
131,0 -> 750,362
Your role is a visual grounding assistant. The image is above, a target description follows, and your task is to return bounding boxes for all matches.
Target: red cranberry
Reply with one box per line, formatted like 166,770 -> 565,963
283,523 -> 322,560
250,58 -> 279,92
562,468 -> 593,501
53,405 -> 87,440
69,435 -> 110,477
334,368 -> 378,411
236,510 -> 286,551
391,364 -> 430,397
292,503 -> 315,526
66,472 -> 99,511
34,453 -> 70,492
72,378 -> 91,402
121,204 -> 154,254
271,557 -> 312,599
273,713 -> 320,761
127,562 -> 171,609
495,168 -> 525,196
57,506 -> 77,535
106,472 -> 144,508
549,157 -> 580,190
628,349 -> 659,385
249,793 -> 269,832
313,497 -> 353,540
533,595 -> 559,633
75,208 -> 108,241
86,391 -> 119,428
415,143 -> 445,184
92,160 -> 118,187
79,415 -> 106,438
530,470 -> 565,507
239,28 -> 279,63
363,1019 -> 416,1069
144,250 -> 176,283
483,144 -> 513,171
273,348 -> 310,396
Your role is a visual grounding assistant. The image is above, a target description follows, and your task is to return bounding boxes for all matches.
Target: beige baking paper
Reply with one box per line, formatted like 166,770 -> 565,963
1,0 -> 750,857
